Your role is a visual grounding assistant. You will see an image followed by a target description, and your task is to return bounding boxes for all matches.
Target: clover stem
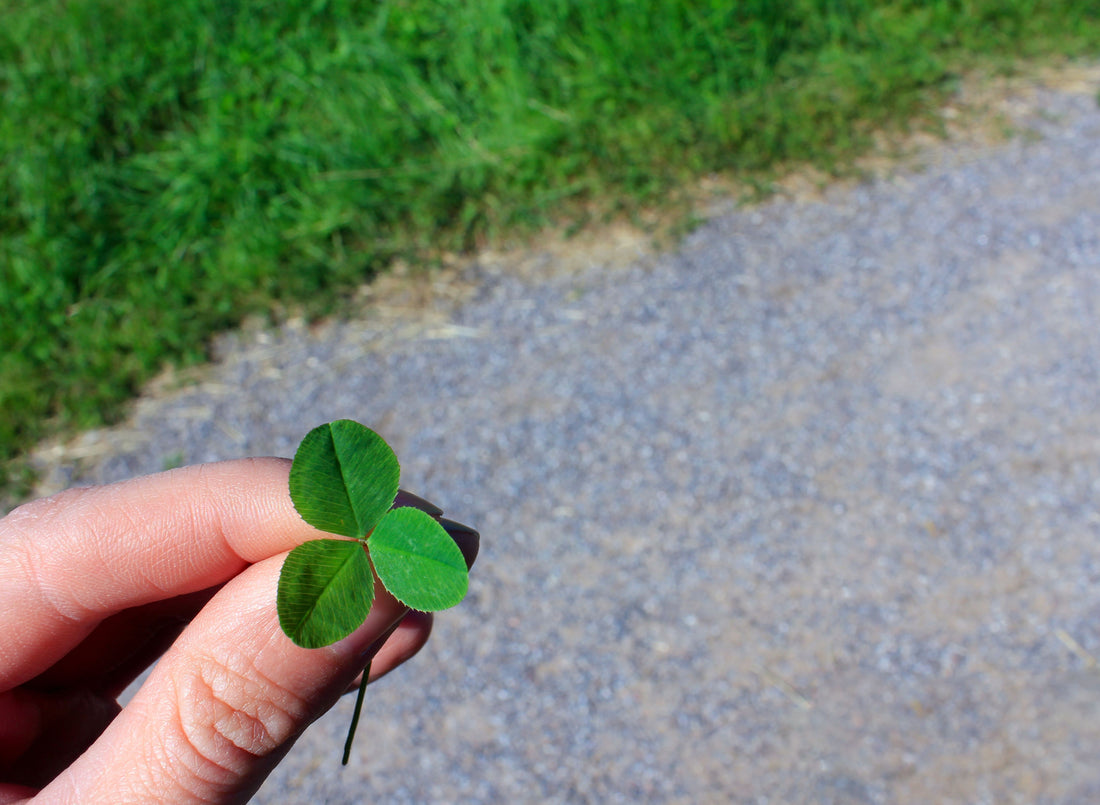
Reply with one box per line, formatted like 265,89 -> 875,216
342,661 -> 370,766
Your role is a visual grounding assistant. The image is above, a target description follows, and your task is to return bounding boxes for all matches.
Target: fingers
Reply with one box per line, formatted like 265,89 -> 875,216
36,553 -> 409,805
0,458 -> 479,801
368,610 -> 435,679
0,458 -> 309,690
0,460 -> 475,692
345,610 -> 434,692
28,586 -> 221,698
0,685 -> 120,793
23,519 -> 473,700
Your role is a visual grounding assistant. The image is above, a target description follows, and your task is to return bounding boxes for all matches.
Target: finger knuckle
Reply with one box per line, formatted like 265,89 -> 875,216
175,651 -> 306,767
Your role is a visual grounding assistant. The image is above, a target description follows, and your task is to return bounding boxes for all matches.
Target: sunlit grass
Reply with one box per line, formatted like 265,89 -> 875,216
1,0 -> 1098,487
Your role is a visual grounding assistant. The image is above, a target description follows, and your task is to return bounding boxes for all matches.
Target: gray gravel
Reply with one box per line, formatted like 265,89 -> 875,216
25,76 -> 1100,803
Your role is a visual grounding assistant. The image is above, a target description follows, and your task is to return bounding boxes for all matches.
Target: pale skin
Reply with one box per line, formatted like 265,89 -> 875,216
0,458 -> 473,804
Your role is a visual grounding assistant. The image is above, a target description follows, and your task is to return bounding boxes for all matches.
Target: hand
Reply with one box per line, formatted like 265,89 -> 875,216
0,458 -> 477,804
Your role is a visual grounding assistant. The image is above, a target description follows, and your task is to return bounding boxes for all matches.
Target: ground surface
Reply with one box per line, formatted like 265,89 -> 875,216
26,67 -> 1100,803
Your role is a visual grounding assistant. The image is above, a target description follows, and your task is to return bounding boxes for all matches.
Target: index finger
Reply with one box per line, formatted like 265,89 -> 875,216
0,458 -> 444,691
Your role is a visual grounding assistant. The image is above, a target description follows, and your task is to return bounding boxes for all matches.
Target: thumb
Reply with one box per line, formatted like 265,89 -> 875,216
36,555 -> 410,805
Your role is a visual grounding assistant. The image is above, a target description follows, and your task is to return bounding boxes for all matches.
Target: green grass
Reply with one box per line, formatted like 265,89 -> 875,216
1,0 -> 1098,488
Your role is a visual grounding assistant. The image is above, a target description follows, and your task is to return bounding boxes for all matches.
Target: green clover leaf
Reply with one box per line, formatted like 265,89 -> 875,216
276,538 -> 375,650
368,507 -> 469,612
275,420 -> 473,765
288,419 -> 399,540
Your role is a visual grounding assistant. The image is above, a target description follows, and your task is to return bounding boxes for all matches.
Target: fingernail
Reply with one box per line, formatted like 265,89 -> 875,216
439,518 -> 479,570
328,608 -> 408,664
327,611 -> 407,668
356,615 -> 406,663
393,490 -> 444,516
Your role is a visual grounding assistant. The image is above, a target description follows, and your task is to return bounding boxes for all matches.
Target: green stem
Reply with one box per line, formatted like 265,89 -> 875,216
342,660 -> 370,766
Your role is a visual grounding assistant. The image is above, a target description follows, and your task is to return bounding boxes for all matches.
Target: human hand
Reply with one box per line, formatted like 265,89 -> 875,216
0,458 -> 478,804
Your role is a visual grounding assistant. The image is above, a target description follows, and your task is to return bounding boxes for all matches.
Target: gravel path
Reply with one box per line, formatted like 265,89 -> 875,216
25,74 -> 1100,803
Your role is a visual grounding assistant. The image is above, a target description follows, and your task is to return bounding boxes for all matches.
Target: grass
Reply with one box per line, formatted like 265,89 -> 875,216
1,0 -> 1098,491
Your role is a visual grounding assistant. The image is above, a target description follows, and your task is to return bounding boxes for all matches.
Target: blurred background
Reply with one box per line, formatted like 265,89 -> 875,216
4,2 -> 1100,803
3,0 -> 1098,501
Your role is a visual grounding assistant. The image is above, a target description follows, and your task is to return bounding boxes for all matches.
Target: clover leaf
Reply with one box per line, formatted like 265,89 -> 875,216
288,418 -> 400,540
275,419 -> 471,763
368,506 -> 469,612
276,538 -> 375,650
